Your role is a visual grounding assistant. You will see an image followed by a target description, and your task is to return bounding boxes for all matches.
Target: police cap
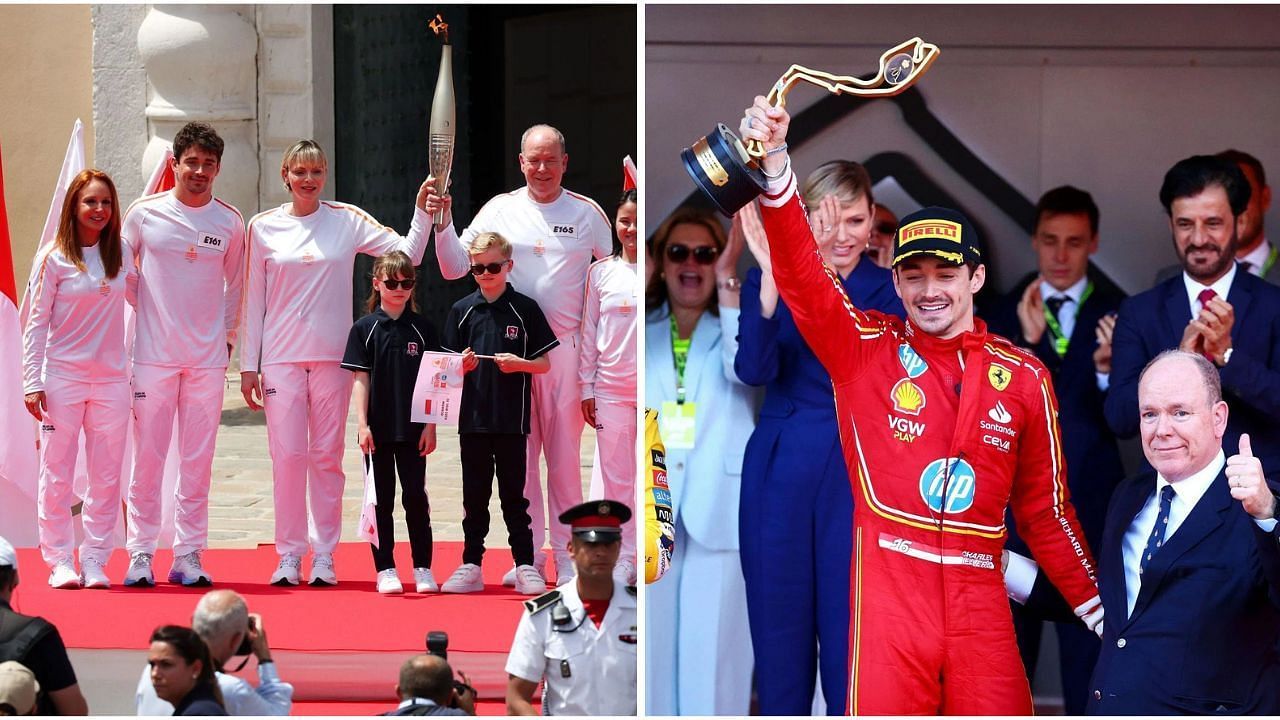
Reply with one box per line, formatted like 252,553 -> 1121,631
559,500 -> 632,542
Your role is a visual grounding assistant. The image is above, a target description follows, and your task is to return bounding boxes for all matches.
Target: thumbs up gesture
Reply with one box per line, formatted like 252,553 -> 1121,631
1227,434 -> 1276,520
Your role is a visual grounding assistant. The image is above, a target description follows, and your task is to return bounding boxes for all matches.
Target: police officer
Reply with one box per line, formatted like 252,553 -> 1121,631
504,501 -> 637,715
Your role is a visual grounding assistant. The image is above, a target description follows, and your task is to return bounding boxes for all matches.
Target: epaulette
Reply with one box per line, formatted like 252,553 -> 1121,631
626,585 -> 637,596
524,589 -> 561,614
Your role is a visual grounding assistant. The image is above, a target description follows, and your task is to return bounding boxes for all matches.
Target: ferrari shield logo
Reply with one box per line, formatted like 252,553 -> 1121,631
987,364 -> 1012,392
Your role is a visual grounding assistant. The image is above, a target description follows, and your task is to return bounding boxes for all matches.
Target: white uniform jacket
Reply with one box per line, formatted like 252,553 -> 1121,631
505,578 -> 638,716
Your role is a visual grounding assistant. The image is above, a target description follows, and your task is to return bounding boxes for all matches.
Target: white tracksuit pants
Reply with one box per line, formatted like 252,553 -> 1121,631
127,363 -> 225,557
588,397 -> 637,561
525,337 -> 586,557
37,375 -> 129,568
262,362 -> 352,557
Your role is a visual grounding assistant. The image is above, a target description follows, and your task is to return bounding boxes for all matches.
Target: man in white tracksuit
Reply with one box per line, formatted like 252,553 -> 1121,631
431,124 -> 612,582
123,122 -> 246,587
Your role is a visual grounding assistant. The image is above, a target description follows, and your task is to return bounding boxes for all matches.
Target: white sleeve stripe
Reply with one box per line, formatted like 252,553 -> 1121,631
340,363 -> 371,370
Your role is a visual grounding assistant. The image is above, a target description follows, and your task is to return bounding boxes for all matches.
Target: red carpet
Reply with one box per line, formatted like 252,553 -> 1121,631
13,543 -> 553,712
11,542 -> 562,653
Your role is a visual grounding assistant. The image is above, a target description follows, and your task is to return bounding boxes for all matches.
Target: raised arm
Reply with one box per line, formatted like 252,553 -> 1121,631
739,96 -> 885,383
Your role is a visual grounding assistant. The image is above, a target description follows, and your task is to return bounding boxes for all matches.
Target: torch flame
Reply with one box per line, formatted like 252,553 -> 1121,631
428,14 -> 449,44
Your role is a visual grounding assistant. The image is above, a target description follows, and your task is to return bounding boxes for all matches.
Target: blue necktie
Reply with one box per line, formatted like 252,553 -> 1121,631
1140,485 -> 1176,574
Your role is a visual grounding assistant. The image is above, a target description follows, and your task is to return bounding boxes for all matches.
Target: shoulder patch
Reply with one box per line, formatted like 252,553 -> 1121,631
524,589 -> 561,615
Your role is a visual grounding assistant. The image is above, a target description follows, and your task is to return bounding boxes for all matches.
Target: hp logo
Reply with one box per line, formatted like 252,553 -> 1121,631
919,457 -> 976,513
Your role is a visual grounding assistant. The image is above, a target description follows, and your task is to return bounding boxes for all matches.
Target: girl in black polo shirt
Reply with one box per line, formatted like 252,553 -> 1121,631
341,251 -> 440,594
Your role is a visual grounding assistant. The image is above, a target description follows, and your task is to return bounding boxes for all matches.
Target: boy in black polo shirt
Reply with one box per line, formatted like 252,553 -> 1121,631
439,232 -> 558,596
341,251 -> 440,595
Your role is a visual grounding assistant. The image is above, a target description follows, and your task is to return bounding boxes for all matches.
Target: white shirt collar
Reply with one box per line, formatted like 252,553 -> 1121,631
1239,237 -> 1273,275
1038,275 -> 1088,305
1182,262 -> 1237,312
1155,449 -> 1225,508
397,698 -> 440,710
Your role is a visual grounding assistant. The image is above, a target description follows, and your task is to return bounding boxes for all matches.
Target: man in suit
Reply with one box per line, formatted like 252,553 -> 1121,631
1106,154 -> 1280,475
1007,349 -> 1280,714
988,186 -> 1127,714
1155,150 -> 1276,285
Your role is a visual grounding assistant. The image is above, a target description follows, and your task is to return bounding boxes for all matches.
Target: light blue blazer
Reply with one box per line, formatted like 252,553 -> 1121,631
645,304 -> 759,551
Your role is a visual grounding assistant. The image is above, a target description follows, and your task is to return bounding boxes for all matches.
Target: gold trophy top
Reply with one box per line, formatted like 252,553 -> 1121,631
746,37 -> 941,160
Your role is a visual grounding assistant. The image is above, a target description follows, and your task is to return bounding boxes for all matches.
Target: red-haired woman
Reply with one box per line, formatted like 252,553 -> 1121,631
22,169 -> 137,589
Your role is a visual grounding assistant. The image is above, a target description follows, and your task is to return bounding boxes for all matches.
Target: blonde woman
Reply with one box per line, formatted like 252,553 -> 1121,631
240,140 -> 432,586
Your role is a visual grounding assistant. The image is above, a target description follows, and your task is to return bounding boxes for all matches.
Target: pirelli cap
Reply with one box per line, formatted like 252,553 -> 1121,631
891,206 -> 982,267
559,500 -> 632,542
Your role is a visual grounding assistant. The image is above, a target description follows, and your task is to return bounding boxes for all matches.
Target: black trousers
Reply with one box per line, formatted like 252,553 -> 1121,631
369,441 -> 433,571
459,432 -> 534,567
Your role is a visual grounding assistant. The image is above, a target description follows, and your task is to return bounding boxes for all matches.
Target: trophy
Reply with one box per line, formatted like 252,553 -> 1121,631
428,14 -> 455,226
681,37 -> 941,216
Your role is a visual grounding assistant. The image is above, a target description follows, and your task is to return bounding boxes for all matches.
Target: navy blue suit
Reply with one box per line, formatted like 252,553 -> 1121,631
1086,469 -> 1280,714
1105,267 -> 1280,475
735,260 -> 902,715
988,267 -> 1127,713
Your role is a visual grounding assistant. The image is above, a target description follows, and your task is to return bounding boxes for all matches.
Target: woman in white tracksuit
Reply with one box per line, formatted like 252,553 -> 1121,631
239,140 -> 433,586
23,169 -> 137,589
579,188 -> 639,583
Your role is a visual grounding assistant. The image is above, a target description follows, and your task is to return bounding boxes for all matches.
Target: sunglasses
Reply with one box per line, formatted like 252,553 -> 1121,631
380,278 -> 416,290
469,260 -> 511,276
665,243 -> 719,265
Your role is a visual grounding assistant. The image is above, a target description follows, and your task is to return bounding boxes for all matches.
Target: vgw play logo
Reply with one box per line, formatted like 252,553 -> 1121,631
919,457 -> 976,513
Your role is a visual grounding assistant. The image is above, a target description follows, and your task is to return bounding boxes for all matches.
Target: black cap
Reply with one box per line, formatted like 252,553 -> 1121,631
559,500 -> 632,542
891,206 -> 982,267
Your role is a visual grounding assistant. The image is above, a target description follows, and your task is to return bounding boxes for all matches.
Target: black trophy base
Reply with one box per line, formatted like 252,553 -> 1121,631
681,123 -> 768,217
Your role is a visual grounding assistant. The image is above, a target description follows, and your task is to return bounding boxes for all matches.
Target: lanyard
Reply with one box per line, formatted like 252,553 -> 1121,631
669,314 -> 690,403
1261,246 -> 1278,278
1043,281 -> 1093,358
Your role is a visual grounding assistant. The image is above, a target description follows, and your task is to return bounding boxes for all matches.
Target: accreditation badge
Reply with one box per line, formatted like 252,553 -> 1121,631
658,400 -> 696,449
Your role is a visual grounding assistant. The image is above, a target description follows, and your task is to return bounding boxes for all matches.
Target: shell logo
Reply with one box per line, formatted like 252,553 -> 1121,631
892,378 -> 926,416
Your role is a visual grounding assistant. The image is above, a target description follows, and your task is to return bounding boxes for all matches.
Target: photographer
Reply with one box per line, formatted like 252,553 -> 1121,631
382,654 -> 475,716
136,590 -> 292,715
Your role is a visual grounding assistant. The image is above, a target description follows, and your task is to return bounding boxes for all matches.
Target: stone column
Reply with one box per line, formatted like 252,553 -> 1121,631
137,4 -> 259,215
256,5 -> 335,208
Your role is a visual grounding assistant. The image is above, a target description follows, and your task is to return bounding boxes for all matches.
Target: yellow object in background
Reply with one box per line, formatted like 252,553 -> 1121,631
644,407 -> 675,584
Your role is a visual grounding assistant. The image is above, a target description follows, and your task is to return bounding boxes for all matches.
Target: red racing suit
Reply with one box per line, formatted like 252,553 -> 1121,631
759,174 -> 1100,715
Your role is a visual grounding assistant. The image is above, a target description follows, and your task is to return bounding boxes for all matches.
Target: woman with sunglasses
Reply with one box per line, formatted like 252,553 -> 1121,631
240,140 -> 433,587
733,161 -> 903,715
644,206 -> 759,716
578,189 -> 639,584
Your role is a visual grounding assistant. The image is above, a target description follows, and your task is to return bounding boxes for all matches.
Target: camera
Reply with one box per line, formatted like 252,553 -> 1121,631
235,615 -> 256,656
425,631 -> 475,705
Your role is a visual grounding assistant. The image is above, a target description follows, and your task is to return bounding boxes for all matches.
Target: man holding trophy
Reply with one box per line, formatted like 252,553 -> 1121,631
727,91 -> 1105,714
429,125 -> 614,586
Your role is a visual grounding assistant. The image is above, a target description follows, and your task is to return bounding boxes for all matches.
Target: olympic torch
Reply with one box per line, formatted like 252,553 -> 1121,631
428,14 -> 455,226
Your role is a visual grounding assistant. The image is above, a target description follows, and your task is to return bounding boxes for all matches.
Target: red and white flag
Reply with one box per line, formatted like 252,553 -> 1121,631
0,137 -> 41,545
19,119 -> 85,329
358,453 -> 379,548
623,155 -> 637,192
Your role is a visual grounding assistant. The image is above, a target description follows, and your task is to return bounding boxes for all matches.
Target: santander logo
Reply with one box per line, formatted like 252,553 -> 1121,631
988,401 -> 1012,424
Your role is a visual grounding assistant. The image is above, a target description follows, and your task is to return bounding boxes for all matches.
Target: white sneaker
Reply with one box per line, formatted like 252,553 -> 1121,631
270,554 -> 302,586
441,563 -> 484,593
502,553 -> 546,587
376,569 -> 403,594
81,557 -> 111,589
309,553 -> 337,586
413,567 -> 438,593
48,563 -> 80,589
124,552 -> 154,587
513,564 -> 547,595
168,551 -> 212,586
554,552 -> 576,584
613,558 -> 637,586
